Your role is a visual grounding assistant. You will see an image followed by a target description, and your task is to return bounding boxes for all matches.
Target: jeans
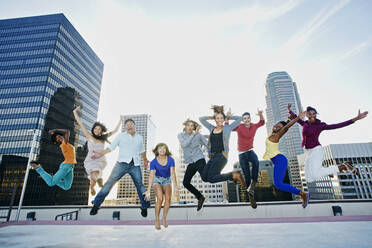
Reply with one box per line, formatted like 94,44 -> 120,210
92,161 -> 150,208
272,154 -> 300,195
183,158 -> 206,200
203,153 -> 231,183
36,163 -> 74,190
305,145 -> 339,182
239,150 -> 259,188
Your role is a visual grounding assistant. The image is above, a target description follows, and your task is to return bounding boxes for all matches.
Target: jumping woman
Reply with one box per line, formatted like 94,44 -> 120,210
199,105 -> 246,190
145,143 -> 179,230
30,129 -> 76,190
73,106 -> 122,195
178,119 -> 208,211
288,104 -> 368,183
263,111 -> 310,208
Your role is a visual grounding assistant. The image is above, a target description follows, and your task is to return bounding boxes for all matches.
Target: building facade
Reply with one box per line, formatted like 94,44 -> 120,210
0,14 -> 104,205
299,143 -> 372,200
115,114 -> 156,205
265,71 -> 304,198
177,135 -> 225,204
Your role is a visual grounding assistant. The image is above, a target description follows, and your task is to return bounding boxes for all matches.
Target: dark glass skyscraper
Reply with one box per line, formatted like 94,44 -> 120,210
0,14 -> 104,206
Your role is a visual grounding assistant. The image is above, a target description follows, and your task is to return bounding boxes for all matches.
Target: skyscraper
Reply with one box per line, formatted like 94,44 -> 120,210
0,14 -> 104,205
115,114 -> 156,205
265,71 -> 304,198
177,136 -> 225,204
299,142 -> 372,200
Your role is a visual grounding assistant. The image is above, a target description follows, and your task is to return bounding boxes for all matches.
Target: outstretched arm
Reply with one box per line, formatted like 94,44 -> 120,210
288,104 -> 305,126
73,106 -> 92,140
108,116 -> 123,137
277,111 -> 307,139
323,110 -> 368,130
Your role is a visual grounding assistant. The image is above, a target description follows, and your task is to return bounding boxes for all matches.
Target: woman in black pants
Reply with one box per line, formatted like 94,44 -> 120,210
199,105 -> 246,189
178,119 -> 208,211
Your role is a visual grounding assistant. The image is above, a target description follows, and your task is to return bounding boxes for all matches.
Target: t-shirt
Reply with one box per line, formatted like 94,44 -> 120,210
60,140 -> 76,164
150,156 -> 175,178
234,120 -> 265,152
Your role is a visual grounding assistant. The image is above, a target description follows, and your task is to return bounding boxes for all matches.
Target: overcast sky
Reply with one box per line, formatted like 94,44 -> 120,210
1,0 -> 371,200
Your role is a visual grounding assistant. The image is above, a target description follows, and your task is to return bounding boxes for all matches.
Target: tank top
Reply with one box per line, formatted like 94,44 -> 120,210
263,134 -> 281,160
60,140 -> 77,164
210,131 -> 224,154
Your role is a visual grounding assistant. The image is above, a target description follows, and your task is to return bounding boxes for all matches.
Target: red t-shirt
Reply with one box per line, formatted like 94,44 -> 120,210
234,120 -> 265,152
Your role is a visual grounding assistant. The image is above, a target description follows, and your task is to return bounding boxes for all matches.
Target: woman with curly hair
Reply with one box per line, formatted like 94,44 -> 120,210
178,119 -> 208,211
199,105 -> 246,190
145,143 -> 178,230
73,106 -> 122,195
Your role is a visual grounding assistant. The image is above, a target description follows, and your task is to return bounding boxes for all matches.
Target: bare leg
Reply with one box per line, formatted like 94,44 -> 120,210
90,171 -> 99,195
162,184 -> 172,228
154,184 -> 164,230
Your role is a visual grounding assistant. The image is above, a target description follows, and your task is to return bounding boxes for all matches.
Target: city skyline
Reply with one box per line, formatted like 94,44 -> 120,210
1,1 -> 371,196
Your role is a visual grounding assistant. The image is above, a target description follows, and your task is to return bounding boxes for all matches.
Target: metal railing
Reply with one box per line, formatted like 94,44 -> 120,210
55,210 -> 79,221
0,185 -> 18,222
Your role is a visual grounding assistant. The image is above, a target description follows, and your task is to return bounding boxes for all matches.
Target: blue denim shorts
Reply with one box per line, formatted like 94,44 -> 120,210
153,176 -> 171,186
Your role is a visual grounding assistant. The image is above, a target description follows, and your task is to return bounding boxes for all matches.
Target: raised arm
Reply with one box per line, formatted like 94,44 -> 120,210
199,116 -> 215,132
108,116 -> 123,137
228,115 -> 243,130
288,104 -> 305,126
323,110 -> 368,130
73,106 -> 92,140
256,108 -> 265,127
277,111 -> 306,139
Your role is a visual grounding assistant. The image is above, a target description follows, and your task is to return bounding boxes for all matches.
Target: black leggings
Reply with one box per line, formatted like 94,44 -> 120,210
202,153 -> 232,183
183,159 -> 206,200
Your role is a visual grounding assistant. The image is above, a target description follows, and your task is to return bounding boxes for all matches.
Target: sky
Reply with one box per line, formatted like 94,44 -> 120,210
1,0 -> 371,200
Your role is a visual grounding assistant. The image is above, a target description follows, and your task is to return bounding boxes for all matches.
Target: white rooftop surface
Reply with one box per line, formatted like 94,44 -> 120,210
1,221 -> 372,248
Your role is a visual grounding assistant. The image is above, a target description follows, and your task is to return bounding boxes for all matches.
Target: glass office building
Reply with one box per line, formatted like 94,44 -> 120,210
0,14 -> 104,205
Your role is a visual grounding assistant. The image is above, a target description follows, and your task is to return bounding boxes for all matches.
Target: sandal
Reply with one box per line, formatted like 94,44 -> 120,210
344,162 -> 360,177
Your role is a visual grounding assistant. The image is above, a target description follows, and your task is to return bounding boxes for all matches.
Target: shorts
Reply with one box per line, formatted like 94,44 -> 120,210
153,176 -> 172,186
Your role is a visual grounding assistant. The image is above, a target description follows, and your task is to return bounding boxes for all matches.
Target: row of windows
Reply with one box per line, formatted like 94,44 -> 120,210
59,26 -> 103,75
0,147 -> 31,154
0,66 -> 50,76
0,116 -> 40,126
54,47 -> 101,89
56,38 -> 101,82
52,53 -> 100,96
0,39 -> 55,53
0,48 -> 54,58
0,56 -> 52,67
0,75 -> 47,85
46,75 -> 97,122
0,85 -> 44,95
0,24 -> 59,34
49,67 -> 99,117
0,95 -> 43,105
0,134 -> 34,142
0,106 -> 45,117
0,31 -> 58,42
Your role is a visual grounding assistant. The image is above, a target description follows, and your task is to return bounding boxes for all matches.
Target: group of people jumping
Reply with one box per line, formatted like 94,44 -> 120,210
29,104 -> 368,230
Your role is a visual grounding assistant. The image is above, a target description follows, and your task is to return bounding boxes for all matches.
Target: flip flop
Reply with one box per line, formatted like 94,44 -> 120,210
302,192 -> 310,209
344,162 -> 360,177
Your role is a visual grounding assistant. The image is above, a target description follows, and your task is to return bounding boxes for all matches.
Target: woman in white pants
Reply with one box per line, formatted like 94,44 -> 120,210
288,104 -> 368,182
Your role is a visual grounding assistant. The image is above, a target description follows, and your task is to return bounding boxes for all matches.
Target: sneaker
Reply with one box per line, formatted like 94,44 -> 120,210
90,205 -> 99,215
197,196 -> 205,211
141,208 -> 148,218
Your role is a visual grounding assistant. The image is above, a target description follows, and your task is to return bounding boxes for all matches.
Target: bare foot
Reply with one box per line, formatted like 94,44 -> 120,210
91,187 -> 96,196
97,178 -> 103,187
162,217 -> 168,228
300,191 -> 310,208
155,219 -> 161,230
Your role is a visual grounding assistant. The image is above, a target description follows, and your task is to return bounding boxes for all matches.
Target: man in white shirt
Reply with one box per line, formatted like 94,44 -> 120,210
89,119 -> 150,217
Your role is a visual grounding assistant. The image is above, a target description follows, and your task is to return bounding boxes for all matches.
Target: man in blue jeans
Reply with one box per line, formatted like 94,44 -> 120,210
90,118 -> 150,217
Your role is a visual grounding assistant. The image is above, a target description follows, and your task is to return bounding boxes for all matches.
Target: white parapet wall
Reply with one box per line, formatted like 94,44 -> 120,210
5,200 -> 372,222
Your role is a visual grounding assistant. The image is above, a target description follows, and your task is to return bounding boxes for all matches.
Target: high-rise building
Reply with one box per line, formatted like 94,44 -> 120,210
115,114 -> 156,205
226,160 -> 292,202
265,71 -> 304,198
177,135 -> 225,204
0,14 -> 104,206
299,142 -> 372,200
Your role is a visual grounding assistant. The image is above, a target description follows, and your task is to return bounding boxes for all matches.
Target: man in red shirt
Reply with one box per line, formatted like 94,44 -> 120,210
232,109 -> 265,209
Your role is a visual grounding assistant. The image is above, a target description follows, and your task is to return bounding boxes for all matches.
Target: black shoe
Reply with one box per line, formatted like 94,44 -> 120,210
197,196 -> 205,211
141,208 -> 148,218
90,205 -> 99,215
30,161 -> 41,169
